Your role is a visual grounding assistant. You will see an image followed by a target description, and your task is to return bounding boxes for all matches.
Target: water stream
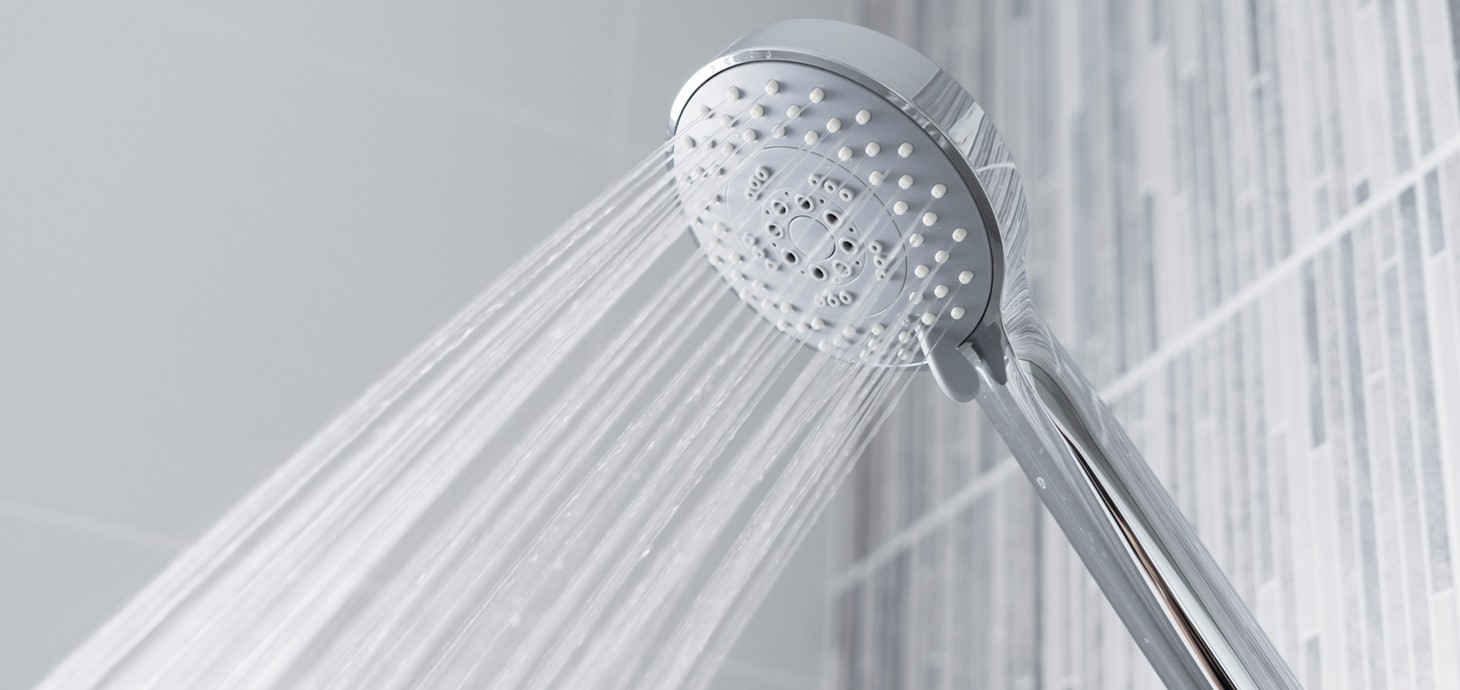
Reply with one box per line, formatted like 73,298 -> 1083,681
42,104 -> 924,689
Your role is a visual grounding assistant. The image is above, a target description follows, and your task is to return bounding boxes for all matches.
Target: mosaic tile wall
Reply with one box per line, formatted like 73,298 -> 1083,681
826,1 -> 1460,687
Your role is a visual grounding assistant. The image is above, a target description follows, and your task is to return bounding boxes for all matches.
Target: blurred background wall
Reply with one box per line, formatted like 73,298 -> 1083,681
0,3 -> 855,688
828,0 -> 1460,687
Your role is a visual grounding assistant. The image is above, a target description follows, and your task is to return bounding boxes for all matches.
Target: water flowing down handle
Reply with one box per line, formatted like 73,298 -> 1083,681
964,316 -> 1301,690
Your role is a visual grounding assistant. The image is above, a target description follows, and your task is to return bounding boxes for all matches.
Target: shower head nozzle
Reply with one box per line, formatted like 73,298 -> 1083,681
668,19 -> 1026,401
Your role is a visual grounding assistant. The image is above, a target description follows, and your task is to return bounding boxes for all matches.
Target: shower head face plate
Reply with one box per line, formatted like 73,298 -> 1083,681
671,59 -> 997,368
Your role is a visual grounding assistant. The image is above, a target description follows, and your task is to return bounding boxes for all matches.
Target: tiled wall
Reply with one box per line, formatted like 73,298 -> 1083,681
829,1 -> 1460,687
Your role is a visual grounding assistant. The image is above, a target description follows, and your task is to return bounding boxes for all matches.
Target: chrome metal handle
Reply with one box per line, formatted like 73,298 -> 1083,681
963,317 -> 1300,690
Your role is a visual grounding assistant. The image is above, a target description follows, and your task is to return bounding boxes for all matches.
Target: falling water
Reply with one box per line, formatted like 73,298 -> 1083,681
42,96 -> 927,689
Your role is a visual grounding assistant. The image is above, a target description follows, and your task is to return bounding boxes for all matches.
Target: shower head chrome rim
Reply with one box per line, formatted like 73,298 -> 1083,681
668,19 -> 1021,396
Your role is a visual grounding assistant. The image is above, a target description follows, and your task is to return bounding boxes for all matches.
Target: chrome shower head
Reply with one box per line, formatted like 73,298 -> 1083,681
667,20 -> 1020,402
667,20 -> 1299,690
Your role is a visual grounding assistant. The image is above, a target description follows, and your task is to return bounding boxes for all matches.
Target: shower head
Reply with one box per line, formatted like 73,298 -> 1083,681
668,20 -> 1300,690
668,19 -> 1023,402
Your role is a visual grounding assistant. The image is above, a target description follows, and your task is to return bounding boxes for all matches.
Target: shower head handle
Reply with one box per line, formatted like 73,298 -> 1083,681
971,314 -> 1302,690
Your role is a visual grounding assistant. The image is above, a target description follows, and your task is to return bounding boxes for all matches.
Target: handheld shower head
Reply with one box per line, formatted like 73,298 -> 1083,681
670,20 -> 1299,690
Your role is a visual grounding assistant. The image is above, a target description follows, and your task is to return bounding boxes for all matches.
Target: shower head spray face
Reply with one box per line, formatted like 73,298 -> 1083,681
669,20 -> 1017,400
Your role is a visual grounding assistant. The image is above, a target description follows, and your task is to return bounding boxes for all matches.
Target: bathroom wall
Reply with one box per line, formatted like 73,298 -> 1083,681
830,0 -> 1460,687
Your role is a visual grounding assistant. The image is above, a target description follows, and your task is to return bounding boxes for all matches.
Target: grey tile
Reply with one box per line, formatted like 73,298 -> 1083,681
1398,188 -> 1453,592
1302,262 -> 1327,447
1425,169 -> 1447,255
